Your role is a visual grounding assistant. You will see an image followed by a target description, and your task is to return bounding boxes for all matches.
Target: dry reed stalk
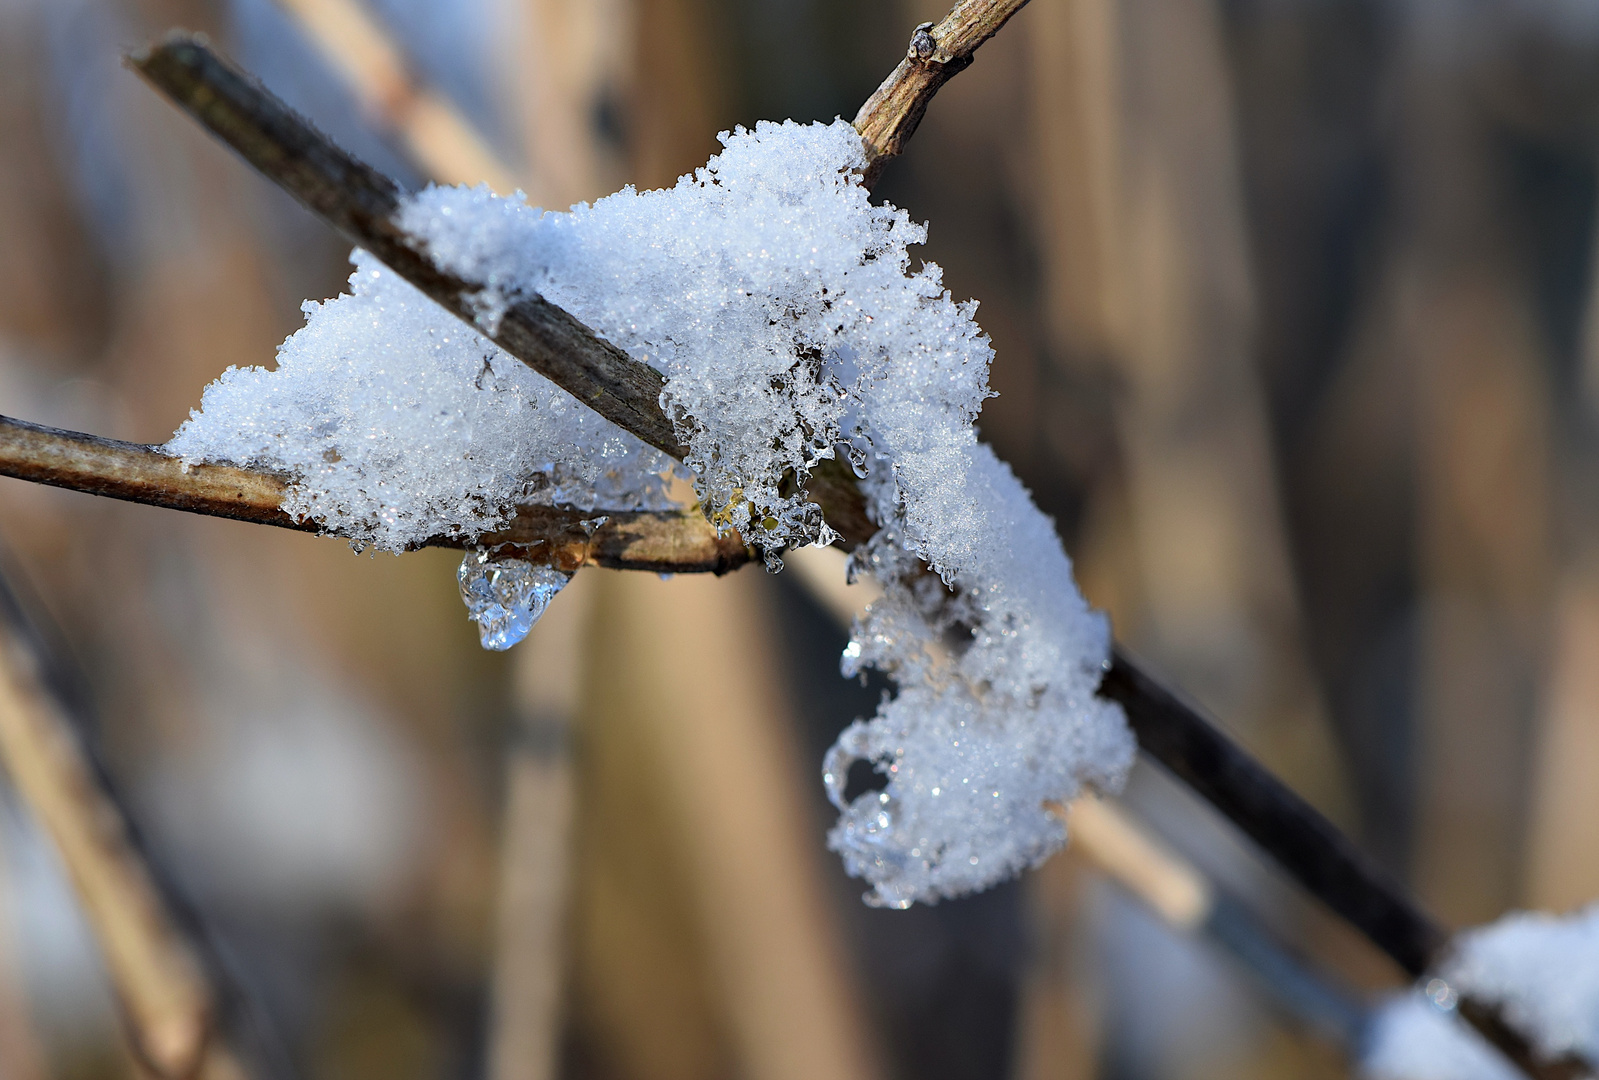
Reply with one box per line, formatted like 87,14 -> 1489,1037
0,820 -> 48,1080
491,573 -> 594,1080
0,592 -> 248,1080
1523,557 -> 1599,910
591,568 -> 882,1080
272,0 -> 519,192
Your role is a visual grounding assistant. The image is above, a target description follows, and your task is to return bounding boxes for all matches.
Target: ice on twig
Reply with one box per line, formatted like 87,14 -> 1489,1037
1361,992 -> 1518,1080
1362,904 -> 1599,1079
1439,903 -> 1599,1063
457,551 -> 571,650
168,119 -> 1134,904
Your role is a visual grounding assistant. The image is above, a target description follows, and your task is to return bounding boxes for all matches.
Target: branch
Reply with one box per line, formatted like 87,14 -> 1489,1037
852,0 -> 1032,187
0,415 -> 752,573
1102,652 -> 1447,978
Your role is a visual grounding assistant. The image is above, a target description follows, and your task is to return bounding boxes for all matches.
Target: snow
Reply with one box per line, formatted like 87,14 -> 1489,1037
166,253 -> 677,553
1440,903 -> 1599,1062
167,118 -> 1134,904
1362,905 -> 1599,1078
1361,992 -> 1519,1080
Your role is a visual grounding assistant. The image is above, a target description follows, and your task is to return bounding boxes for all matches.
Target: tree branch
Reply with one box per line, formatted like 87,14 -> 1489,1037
0,415 -> 752,572
853,0 -> 1032,187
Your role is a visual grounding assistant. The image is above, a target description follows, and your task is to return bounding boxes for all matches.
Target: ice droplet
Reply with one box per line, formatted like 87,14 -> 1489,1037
457,549 -> 571,650
847,445 -> 869,479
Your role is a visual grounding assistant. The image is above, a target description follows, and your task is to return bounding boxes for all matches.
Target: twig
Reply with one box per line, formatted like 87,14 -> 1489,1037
0,414 -> 302,529
0,415 -> 751,573
0,14 -> 1572,1078
852,0 -> 1032,187
1101,652 -> 1447,979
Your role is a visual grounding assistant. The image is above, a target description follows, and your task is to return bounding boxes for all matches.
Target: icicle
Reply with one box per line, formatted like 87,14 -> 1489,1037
457,549 -> 571,650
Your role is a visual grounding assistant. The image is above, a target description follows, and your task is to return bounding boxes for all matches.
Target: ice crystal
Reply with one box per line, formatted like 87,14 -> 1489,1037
457,551 -> 570,650
168,118 -> 1134,904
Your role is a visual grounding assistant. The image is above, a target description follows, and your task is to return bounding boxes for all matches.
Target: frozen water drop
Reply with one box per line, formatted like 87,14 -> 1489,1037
847,445 -> 869,478
457,549 -> 572,651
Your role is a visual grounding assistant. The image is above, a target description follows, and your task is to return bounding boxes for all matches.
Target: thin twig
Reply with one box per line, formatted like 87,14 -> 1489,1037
852,0 -> 1032,187
1101,652 -> 1447,978
0,414 -> 301,529
0,12 -> 1575,1077
0,415 -> 752,573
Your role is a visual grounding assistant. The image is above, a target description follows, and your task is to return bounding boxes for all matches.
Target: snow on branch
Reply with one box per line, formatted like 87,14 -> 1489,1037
131,32 -> 686,460
0,415 -> 751,573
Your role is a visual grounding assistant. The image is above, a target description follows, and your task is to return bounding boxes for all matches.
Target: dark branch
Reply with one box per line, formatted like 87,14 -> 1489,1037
1102,648 -> 1449,979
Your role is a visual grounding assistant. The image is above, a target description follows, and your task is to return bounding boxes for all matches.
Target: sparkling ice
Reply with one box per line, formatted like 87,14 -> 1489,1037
458,551 -> 571,650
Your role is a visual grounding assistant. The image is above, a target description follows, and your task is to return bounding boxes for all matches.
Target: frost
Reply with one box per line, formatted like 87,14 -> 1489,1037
167,254 -> 677,553
458,551 -> 571,650
168,118 -> 1134,905
1361,993 -> 1519,1080
1439,903 -> 1599,1062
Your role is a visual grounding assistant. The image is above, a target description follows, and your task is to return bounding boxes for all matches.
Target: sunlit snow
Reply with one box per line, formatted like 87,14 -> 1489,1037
166,119 -> 1134,904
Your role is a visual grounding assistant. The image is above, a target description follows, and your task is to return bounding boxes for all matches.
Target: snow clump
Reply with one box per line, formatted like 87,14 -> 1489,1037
167,254 -> 675,552
1439,903 -> 1599,1063
167,118 -> 1134,905
1360,992 -> 1518,1080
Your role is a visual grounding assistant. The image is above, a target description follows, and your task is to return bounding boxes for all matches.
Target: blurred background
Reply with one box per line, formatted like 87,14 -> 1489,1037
1,0 -> 1598,1077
